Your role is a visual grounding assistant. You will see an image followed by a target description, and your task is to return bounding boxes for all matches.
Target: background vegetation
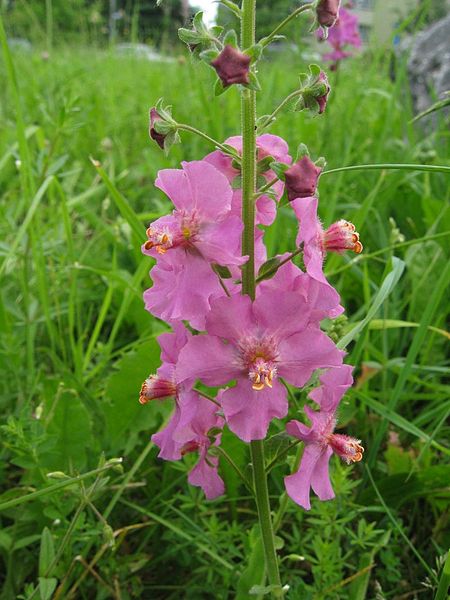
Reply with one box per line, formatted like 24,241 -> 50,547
0,1 -> 449,598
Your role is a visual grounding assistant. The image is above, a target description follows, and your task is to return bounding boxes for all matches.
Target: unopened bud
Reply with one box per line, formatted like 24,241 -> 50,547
284,156 -> 322,201
211,45 -> 251,87
316,0 -> 341,28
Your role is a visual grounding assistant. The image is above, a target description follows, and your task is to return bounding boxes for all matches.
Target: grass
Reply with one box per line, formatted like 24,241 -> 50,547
0,29 -> 449,600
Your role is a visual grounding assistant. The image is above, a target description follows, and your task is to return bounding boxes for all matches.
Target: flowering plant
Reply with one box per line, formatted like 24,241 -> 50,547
141,0 -> 365,594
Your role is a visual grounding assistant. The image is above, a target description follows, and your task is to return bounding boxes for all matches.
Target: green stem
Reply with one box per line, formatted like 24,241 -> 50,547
241,1 -> 283,596
322,163 -> 450,175
250,441 -> 283,596
260,3 -> 313,48
177,124 -> 241,161
257,89 -> 303,131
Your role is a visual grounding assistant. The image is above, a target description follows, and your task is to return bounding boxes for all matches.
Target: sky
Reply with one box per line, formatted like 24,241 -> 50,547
192,0 -> 218,24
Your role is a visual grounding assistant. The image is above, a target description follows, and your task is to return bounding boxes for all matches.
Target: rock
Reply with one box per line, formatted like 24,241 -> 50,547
407,14 -> 450,115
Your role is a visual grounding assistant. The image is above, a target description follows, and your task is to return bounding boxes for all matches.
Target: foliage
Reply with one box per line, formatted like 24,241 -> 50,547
0,22 -> 449,600
2,0 -> 193,47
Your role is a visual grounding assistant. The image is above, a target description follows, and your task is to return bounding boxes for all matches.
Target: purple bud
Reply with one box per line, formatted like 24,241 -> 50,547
149,108 -> 166,150
316,0 -> 341,28
284,156 -> 322,202
316,71 -> 330,114
211,45 -> 251,88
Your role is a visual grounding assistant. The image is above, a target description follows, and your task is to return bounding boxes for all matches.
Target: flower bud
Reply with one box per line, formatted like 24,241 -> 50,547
284,156 -> 322,201
149,108 -> 166,150
139,375 -> 177,404
316,0 -> 341,28
323,220 -> 363,254
211,45 -> 251,87
315,71 -> 330,114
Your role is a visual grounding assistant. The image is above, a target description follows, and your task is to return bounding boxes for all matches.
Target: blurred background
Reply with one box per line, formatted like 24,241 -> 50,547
0,1 -> 449,599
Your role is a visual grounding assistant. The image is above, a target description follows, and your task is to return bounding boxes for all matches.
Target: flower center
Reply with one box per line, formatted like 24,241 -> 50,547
238,336 -> 279,392
180,440 -> 201,455
139,375 -> 177,404
329,433 -> 364,464
249,356 -> 277,391
144,227 -> 173,254
322,220 -> 363,255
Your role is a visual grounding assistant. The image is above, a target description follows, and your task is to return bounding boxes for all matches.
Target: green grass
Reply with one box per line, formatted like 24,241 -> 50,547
0,34 -> 449,600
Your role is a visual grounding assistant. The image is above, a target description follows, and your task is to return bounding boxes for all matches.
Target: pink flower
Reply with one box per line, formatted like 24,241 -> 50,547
181,397 -> 225,499
292,196 -> 362,284
211,45 -> 251,87
142,160 -> 245,328
259,255 -> 343,320
141,324 -> 199,461
327,8 -> 362,50
284,365 -> 363,509
205,134 -> 292,226
176,290 -> 343,442
318,7 -> 361,68
284,156 -> 323,202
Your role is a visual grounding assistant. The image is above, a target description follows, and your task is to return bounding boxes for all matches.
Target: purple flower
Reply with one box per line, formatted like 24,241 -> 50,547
140,323 -> 200,461
142,160 -> 245,328
211,45 -> 251,87
284,156 -> 322,202
182,397 -> 225,500
284,365 -> 363,509
177,290 -> 343,442
318,7 -> 362,68
316,0 -> 341,28
205,134 -> 292,226
292,196 -> 362,284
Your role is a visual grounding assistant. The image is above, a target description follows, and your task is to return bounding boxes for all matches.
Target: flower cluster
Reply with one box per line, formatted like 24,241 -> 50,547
141,119 -> 364,507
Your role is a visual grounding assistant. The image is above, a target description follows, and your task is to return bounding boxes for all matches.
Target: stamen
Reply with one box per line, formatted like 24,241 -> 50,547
139,375 -> 177,404
144,226 -> 173,254
323,220 -> 363,255
249,356 -> 277,391
329,433 -> 364,464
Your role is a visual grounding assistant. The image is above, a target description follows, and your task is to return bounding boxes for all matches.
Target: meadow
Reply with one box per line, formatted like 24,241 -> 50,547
0,25 -> 449,600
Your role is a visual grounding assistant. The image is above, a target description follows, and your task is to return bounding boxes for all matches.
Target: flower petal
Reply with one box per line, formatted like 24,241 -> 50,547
188,450 -> 225,500
177,334 -> 240,387
284,444 -> 323,510
221,379 -> 288,442
182,160 -> 232,219
205,294 -> 254,342
278,327 -> 343,388
310,446 -> 335,501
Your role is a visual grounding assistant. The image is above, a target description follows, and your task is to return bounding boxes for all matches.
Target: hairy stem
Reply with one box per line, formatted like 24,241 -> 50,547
241,0 -> 283,596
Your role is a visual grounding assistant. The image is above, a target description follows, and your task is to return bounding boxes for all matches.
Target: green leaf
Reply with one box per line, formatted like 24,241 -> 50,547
359,465 -> 450,508
434,550 -> 450,600
45,390 -> 93,471
214,78 -> 228,96
257,257 -> 282,282
223,29 -> 238,47
236,527 -> 266,599
338,257 -> 405,349
103,339 -> 165,454
38,577 -> 57,600
39,527 -> 55,577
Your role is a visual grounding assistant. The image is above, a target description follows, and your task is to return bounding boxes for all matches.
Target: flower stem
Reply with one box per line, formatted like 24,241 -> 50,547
257,89 -> 304,131
241,0 -> 283,596
250,440 -> 283,597
177,124 -> 241,161
260,3 -> 314,48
